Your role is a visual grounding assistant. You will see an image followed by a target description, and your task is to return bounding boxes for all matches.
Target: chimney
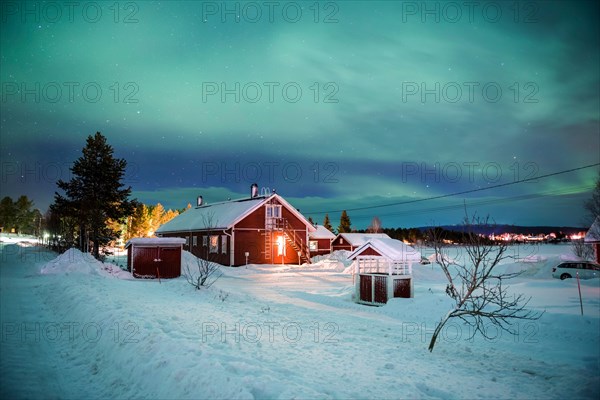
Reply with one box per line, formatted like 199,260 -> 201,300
197,196 -> 203,207
251,183 -> 258,198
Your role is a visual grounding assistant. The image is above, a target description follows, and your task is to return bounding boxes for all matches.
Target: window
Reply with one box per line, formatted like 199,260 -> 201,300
193,236 -> 198,247
340,238 -> 344,244
203,236 -> 208,246
309,241 -> 318,251
266,204 -> 282,218
209,235 -> 219,253
221,235 -> 228,254
185,236 -> 189,247
265,204 -> 282,229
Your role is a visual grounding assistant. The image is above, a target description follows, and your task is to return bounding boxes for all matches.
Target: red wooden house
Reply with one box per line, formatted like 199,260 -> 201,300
308,224 -> 335,257
155,186 -> 315,266
331,233 -> 391,252
584,216 -> 600,264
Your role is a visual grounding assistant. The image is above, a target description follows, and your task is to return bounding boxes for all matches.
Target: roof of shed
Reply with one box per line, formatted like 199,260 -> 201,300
334,233 -> 391,246
348,238 -> 422,262
309,225 -> 336,240
125,237 -> 186,248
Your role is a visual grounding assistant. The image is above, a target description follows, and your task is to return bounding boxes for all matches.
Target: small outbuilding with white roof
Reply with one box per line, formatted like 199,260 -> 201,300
348,238 -> 421,304
308,224 -> 336,257
125,237 -> 186,279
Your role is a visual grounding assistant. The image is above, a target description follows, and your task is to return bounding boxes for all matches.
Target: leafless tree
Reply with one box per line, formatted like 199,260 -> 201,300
183,213 -> 223,290
427,213 -> 543,352
571,239 -> 595,261
367,216 -> 382,233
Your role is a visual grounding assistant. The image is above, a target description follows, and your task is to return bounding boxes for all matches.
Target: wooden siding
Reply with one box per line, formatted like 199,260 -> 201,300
128,245 -> 182,278
353,247 -> 381,257
160,231 -> 231,266
393,278 -> 411,298
157,196 -> 311,266
309,238 -> 332,257
359,275 -> 372,303
331,235 -> 354,252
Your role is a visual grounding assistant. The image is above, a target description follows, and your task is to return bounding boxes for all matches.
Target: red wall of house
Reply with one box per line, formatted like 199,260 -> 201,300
160,231 -> 231,266
331,236 -> 353,252
354,247 -> 382,257
310,238 -> 332,257
159,197 -> 310,266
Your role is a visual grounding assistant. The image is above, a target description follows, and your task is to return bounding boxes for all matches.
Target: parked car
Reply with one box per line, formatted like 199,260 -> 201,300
552,261 -> 600,280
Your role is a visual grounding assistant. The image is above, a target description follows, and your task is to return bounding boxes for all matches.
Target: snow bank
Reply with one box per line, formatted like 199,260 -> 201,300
41,248 -> 132,279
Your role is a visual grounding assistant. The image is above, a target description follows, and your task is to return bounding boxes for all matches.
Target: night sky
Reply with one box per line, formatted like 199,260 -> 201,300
1,1 -> 598,229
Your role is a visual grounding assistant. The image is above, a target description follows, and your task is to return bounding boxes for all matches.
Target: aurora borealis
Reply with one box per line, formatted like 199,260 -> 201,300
1,1 -> 598,228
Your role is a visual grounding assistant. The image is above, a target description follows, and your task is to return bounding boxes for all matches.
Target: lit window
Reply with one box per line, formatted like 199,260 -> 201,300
309,241 -> 318,251
209,235 -> 219,253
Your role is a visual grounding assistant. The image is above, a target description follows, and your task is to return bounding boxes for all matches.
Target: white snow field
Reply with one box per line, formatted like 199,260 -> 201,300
1,236 -> 599,399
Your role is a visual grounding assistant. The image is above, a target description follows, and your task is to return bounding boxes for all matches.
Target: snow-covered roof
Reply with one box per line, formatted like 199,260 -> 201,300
155,194 -> 315,233
309,225 -> 336,240
348,238 -> 422,262
125,237 -> 186,248
335,233 -> 391,246
584,216 -> 600,243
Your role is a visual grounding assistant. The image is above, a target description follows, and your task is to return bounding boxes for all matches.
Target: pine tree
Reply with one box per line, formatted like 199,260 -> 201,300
53,132 -> 137,258
337,210 -> 351,233
14,195 -> 36,234
0,196 -> 16,233
323,214 -> 333,231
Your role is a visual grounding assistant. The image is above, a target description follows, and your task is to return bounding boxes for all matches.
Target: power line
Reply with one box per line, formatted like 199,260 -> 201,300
347,184 -> 594,222
306,163 -> 599,215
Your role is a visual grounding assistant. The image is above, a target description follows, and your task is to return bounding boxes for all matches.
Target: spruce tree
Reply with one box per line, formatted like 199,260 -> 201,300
337,210 -> 351,233
53,132 -> 137,258
323,214 -> 333,232
0,196 -> 16,233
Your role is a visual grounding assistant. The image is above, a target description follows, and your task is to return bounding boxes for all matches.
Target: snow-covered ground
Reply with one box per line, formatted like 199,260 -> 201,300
1,235 -> 599,399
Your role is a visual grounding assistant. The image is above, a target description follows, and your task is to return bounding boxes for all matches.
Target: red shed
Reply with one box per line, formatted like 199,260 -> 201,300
125,237 -> 186,279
